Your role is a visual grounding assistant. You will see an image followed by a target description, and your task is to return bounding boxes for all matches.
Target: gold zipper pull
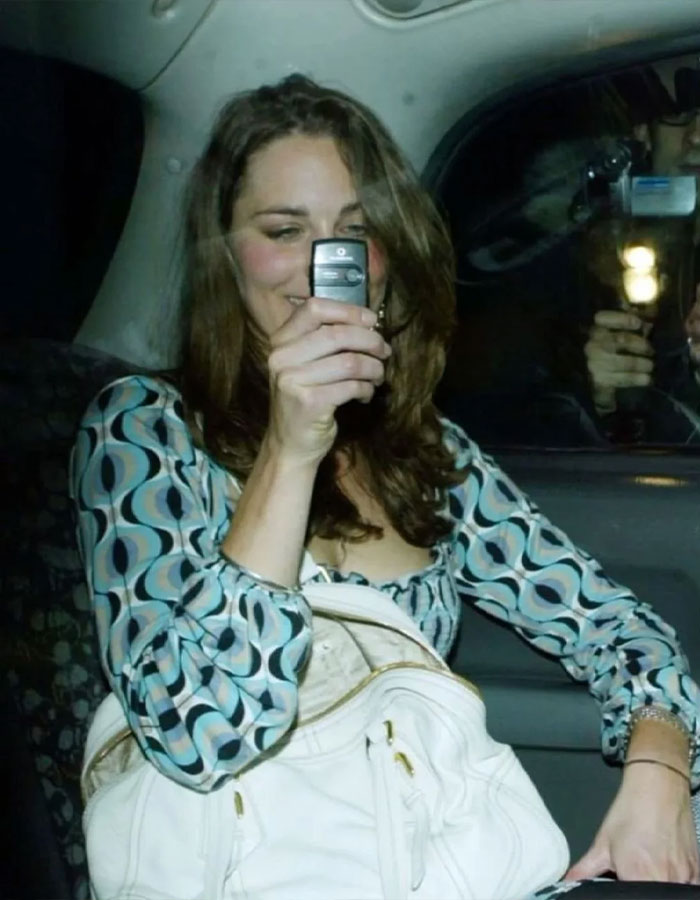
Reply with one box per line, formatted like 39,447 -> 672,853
384,719 -> 394,745
234,791 -> 245,818
394,751 -> 414,777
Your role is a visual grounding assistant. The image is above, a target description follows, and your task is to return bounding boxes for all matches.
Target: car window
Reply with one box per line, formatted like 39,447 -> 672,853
430,55 -> 700,450
0,46 -> 143,342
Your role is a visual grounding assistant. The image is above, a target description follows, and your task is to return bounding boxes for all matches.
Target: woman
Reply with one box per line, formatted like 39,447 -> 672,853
72,74 -> 700,896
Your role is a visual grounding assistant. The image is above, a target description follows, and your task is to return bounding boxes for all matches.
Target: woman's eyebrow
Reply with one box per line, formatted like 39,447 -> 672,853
252,201 -> 362,218
253,206 -> 308,218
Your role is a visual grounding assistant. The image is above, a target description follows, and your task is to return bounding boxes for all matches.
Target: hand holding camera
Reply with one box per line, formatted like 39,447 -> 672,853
584,309 -> 655,415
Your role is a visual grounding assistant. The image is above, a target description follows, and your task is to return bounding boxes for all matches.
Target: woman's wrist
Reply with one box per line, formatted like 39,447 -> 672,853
625,707 -> 692,776
623,708 -> 692,793
222,433 -> 319,588
260,428 -> 329,476
623,757 -> 690,787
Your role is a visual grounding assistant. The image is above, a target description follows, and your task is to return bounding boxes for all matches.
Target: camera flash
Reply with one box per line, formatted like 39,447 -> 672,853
623,269 -> 659,305
622,244 -> 656,271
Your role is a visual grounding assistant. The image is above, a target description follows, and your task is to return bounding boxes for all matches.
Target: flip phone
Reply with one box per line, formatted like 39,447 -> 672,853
310,239 -> 368,306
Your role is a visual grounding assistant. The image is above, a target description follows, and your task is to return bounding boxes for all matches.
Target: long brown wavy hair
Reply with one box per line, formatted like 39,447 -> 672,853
178,74 -> 463,547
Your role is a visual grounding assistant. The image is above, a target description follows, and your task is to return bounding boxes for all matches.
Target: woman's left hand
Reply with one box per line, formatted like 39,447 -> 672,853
565,761 -> 699,883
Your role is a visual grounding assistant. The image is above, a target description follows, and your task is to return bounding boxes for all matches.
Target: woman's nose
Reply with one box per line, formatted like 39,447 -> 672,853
312,223 -> 339,241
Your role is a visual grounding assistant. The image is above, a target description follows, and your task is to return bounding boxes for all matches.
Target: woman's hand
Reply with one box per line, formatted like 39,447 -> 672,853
566,758 -> 699,883
223,297 -> 390,586
584,310 -> 654,415
266,296 -> 391,465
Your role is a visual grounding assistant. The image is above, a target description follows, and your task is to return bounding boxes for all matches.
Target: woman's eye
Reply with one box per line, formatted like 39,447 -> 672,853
341,223 -> 368,237
264,226 -> 302,242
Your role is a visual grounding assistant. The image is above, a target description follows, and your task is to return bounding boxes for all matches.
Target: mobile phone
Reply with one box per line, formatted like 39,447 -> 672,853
310,239 -> 368,306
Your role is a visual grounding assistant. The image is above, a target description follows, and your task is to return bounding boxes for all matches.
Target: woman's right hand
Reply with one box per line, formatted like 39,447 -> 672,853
266,296 -> 392,465
584,309 -> 655,415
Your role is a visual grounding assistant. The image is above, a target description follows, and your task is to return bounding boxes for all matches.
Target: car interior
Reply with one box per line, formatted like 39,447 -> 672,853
2,1 -> 700,898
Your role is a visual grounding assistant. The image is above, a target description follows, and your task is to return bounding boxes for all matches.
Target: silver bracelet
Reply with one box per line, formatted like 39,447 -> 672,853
219,550 -> 300,593
629,705 -> 690,736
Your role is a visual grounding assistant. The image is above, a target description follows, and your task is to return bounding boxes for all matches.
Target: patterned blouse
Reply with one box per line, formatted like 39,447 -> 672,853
71,375 -> 700,796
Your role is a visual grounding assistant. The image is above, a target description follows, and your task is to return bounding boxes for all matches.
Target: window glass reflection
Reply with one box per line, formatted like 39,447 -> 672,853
436,55 -> 700,448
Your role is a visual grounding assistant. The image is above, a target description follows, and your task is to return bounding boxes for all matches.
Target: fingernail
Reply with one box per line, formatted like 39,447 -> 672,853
383,342 -> 392,356
361,309 -> 377,326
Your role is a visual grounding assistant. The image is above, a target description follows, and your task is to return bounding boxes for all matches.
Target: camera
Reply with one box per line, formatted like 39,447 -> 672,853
310,239 -> 368,306
575,140 -> 696,220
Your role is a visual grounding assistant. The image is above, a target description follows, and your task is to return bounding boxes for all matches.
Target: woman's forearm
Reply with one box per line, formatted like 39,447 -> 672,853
221,433 -> 320,588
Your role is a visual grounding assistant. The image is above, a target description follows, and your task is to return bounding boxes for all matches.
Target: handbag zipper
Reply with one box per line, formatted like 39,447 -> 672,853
81,726 -> 134,804
294,659 -> 481,729
84,614 -> 481,792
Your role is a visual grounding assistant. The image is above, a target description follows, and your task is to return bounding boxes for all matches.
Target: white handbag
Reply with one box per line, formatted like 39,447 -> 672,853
81,573 -> 569,900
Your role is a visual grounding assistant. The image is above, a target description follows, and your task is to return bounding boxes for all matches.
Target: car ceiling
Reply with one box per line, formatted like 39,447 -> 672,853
1,0 -> 700,366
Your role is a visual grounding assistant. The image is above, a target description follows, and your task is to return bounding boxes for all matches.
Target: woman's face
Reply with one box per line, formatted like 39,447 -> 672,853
229,133 -> 388,336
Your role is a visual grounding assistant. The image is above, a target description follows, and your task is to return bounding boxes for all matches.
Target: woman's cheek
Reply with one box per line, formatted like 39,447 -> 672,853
233,238 -> 301,288
231,237 -> 308,335
368,239 -> 388,308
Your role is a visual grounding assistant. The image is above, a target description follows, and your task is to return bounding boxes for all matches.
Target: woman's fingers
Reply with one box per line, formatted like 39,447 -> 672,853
570,762 -> 700,885
268,298 -> 391,412
270,321 -> 391,372
265,297 -> 390,462
567,825 -> 698,883
564,841 -> 610,881
277,351 -> 386,390
277,378 -> 377,414
272,296 -> 377,347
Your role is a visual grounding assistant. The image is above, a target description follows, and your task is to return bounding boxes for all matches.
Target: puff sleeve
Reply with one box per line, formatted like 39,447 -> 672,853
71,376 -> 312,792
444,419 -> 700,784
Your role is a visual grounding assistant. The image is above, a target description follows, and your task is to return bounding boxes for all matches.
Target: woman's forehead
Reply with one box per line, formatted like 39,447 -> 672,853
249,134 -> 350,181
234,134 -> 359,213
